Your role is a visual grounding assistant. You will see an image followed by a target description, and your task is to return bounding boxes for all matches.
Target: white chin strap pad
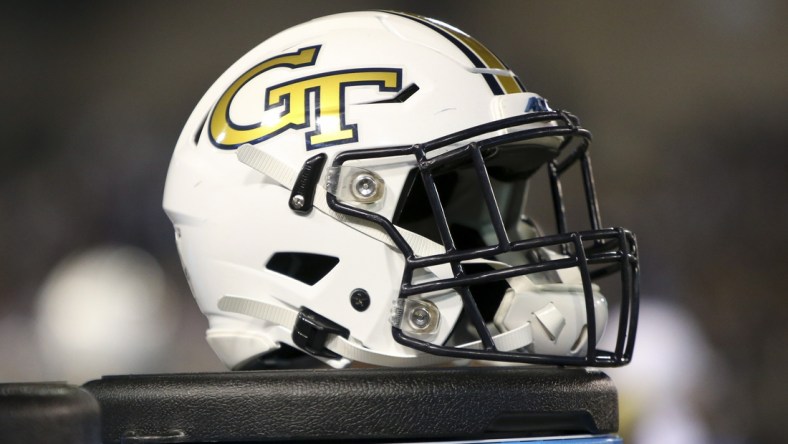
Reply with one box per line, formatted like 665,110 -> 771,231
494,283 -> 608,357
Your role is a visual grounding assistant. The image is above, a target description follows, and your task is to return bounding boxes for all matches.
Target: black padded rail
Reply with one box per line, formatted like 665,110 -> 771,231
0,383 -> 102,444
83,367 -> 617,443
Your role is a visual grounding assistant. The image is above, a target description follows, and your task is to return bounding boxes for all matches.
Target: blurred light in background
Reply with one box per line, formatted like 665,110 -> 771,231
34,246 -> 175,384
604,301 -> 728,444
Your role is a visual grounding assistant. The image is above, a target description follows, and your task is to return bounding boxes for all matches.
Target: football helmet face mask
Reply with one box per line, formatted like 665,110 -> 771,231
164,11 -> 639,368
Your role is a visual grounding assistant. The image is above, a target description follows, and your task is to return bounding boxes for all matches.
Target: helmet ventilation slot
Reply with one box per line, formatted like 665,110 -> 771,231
266,252 -> 339,286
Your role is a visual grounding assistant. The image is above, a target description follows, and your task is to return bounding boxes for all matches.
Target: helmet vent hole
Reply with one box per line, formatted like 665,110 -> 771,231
266,252 -> 339,286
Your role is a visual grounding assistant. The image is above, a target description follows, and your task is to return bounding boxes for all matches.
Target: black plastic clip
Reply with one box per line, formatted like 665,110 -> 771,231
289,153 -> 327,214
291,307 -> 350,360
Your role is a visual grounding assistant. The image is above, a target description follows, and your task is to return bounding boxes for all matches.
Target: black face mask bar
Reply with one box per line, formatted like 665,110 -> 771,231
328,111 -> 639,367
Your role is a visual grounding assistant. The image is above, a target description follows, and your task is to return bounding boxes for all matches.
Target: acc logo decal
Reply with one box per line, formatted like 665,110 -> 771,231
209,45 -> 403,150
524,96 -> 551,113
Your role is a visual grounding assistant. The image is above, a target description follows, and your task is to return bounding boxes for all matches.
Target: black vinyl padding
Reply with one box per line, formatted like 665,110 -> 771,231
0,383 -> 102,444
83,367 -> 618,443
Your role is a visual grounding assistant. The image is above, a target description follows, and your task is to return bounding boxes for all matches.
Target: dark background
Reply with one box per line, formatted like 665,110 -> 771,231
1,1 -> 786,443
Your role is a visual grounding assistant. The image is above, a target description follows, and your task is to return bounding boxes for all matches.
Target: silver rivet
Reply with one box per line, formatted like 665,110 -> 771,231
398,299 -> 440,335
351,174 -> 377,200
291,195 -> 305,209
410,306 -> 432,329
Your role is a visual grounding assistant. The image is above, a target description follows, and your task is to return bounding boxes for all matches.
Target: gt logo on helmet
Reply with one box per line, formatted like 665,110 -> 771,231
209,45 -> 403,150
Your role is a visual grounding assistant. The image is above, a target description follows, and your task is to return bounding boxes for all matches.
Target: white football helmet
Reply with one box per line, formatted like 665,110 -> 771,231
163,11 -> 639,369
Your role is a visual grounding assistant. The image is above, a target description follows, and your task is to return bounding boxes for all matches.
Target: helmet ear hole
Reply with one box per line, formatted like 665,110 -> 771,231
265,252 -> 339,286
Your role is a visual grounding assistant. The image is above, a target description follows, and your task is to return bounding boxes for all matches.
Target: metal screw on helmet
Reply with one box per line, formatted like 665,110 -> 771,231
404,299 -> 440,335
291,195 -> 305,209
410,307 -> 431,329
350,173 -> 383,203
350,289 -> 370,312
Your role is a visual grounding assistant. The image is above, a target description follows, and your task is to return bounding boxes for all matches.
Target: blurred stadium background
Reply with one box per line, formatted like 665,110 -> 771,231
1,1 -> 786,443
